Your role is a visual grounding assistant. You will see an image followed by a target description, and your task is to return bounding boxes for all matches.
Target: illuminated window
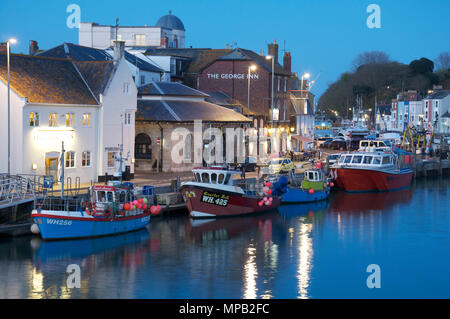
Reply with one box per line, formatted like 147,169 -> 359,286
29,112 -> 39,127
82,151 -> 91,167
107,152 -> 116,168
82,113 -> 91,126
135,34 -> 146,46
49,113 -> 58,126
65,151 -> 75,168
65,113 -> 74,127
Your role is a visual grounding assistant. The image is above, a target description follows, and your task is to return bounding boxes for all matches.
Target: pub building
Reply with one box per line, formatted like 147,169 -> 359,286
144,39 -> 315,154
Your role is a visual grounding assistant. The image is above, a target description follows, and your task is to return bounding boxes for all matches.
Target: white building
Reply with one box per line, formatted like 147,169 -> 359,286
0,41 -> 137,183
422,90 -> 450,133
79,11 -> 185,50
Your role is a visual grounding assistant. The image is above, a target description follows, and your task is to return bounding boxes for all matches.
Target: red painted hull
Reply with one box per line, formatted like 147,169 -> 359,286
180,185 -> 280,218
334,168 -> 413,192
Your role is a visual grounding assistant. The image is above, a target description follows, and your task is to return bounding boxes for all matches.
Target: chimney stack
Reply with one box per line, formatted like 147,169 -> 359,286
267,39 -> 278,64
29,40 -> 39,56
113,40 -> 125,62
283,52 -> 291,74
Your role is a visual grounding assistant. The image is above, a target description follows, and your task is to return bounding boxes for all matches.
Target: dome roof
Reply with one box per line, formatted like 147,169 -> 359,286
156,11 -> 185,31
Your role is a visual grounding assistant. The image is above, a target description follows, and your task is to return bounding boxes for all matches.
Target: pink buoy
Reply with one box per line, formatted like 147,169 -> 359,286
258,201 -> 264,207
265,181 -> 271,187
308,188 -> 314,195
330,182 -> 335,187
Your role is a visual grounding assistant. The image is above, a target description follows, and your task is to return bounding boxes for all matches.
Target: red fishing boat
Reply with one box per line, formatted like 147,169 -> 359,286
329,151 -> 413,192
180,167 -> 281,218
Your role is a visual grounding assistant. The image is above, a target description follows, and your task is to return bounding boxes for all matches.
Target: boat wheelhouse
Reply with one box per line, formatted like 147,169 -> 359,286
181,167 -> 281,218
330,151 -> 413,192
282,169 -> 330,204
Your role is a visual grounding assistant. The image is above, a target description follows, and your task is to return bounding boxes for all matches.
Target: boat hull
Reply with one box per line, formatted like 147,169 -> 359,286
180,185 -> 280,218
282,186 -> 329,203
334,167 -> 413,192
32,210 -> 151,240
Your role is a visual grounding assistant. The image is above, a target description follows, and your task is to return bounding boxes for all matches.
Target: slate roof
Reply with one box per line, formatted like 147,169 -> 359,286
0,53 -> 98,105
137,99 -> 251,123
38,43 -> 163,73
138,81 -> 209,97
73,61 -> 115,100
424,90 -> 450,100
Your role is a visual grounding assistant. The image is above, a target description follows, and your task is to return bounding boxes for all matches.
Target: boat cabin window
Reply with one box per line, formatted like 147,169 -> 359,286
352,155 -> 363,164
361,141 -> 369,147
344,155 -> 352,164
373,157 -> 381,165
224,174 -> 231,185
308,171 -> 315,180
363,156 -> 373,164
338,156 -> 345,164
96,191 -> 106,202
195,173 -> 201,182
218,174 -> 225,184
118,191 -> 126,203
211,173 -> 217,184
382,156 -> 391,165
201,173 -> 210,183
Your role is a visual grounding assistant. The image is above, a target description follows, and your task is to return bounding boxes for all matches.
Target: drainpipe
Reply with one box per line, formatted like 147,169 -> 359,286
157,122 -> 163,172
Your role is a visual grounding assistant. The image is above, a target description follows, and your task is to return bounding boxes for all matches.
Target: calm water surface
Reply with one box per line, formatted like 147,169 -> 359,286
1,178 -> 449,299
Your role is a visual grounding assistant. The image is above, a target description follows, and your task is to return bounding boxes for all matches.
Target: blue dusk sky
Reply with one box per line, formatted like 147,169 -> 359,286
0,0 -> 449,98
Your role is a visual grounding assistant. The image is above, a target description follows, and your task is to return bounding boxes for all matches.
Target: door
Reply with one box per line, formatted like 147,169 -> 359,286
45,157 -> 58,180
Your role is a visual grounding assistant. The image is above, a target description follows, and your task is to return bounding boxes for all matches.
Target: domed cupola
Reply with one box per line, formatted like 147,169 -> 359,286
156,11 -> 185,31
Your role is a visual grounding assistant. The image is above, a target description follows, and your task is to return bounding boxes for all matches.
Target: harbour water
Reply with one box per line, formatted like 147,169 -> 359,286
0,177 -> 449,299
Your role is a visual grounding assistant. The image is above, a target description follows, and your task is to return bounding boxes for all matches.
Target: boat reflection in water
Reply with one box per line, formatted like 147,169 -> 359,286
32,228 -> 150,264
28,229 -> 150,298
329,188 -> 413,213
187,212 -> 280,244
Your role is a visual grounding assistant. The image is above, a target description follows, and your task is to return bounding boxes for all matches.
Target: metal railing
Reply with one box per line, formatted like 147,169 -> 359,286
0,174 -> 36,208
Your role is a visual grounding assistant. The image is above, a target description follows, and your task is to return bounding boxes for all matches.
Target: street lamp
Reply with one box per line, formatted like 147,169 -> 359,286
247,64 -> 257,116
265,55 -> 275,123
6,38 -> 17,175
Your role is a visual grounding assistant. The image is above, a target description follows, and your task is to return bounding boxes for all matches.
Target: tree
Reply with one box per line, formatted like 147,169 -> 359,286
409,57 -> 434,75
435,52 -> 450,71
351,51 -> 390,71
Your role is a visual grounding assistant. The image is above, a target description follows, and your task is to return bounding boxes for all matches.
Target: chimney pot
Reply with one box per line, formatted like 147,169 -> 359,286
113,40 -> 125,61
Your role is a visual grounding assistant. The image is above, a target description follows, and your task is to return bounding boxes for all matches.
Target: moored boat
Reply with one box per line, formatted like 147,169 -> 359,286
282,169 -> 330,204
180,167 -> 281,218
330,151 -> 413,192
31,183 -> 154,240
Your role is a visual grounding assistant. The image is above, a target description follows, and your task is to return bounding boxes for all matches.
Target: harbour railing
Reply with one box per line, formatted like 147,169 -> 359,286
0,174 -> 37,209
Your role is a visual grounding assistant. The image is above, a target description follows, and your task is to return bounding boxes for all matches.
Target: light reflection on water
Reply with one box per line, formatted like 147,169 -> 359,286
0,178 -> 449,298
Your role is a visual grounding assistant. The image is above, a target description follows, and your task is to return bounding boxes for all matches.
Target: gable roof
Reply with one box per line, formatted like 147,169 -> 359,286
73,61 -> 115,100
424,90 -> 450,100
138,81 -> 209,97
137,99 -> 251,123
0,54 -> 98,105
38,43 -> 164,73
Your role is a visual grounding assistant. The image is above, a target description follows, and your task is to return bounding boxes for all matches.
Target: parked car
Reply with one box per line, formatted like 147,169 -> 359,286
262,157 -> 295,174
327,154 -> 341,165
317,137 -> 333,147
235,156 -> 257,172
329,140 -> 347,150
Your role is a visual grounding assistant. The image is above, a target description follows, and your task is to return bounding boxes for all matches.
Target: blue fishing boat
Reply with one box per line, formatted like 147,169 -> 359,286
281,169 -> 330,204
31,183 -> 152,240
30,142 -> 153,240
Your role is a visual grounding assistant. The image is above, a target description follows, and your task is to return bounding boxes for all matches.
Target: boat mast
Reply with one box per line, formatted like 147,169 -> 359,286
60,141 -> 65,199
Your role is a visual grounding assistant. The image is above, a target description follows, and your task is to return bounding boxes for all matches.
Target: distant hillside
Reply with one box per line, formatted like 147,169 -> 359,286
318,51 -> 450,116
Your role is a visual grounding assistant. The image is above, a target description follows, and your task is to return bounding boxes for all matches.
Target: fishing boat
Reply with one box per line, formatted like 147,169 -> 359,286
180,166 -> 282,218
31,183 -> 152,240
31,142 -> 155,240
281,169 -> 330,204
329,150 -> 413,192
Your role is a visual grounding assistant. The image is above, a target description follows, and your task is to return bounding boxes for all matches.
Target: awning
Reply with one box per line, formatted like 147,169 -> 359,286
291,135 -> 314,143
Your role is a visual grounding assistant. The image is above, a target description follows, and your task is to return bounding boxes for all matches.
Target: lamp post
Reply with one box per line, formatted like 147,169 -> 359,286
6,38 -> 17,175
247,64 -> 257,116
